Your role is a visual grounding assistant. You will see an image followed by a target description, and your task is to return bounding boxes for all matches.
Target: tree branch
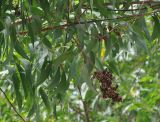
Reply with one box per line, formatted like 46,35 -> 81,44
69,103 -> 85,118
103,4 -> 160,11
104,1 -> 160,6
13,1 -> 160,26
77,86 -> 90,122
18,9 -> 160,35
82,2 -> 160,12
0,88 -> 26,122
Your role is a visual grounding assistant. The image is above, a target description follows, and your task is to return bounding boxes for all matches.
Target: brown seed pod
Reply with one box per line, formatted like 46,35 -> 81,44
93,70 -> 122,102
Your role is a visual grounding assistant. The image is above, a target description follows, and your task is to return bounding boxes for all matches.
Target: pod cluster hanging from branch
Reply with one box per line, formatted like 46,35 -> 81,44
93,70 -> 122,102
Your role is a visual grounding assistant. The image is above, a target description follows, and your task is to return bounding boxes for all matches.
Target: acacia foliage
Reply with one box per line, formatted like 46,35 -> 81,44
0,0 -> 160,121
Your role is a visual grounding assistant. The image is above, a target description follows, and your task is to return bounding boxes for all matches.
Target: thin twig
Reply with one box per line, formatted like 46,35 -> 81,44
77,5 -> 90,20
18,8 -> 160,35
83,3 -> 160,12
104,1 -> 160,6
77,86 -> 90,122
0,88 -> 26,122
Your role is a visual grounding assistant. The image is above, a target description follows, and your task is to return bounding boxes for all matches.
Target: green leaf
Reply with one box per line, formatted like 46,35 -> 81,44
54,29 -> 63,40
16,63 -> 28,98
10,26 -> 27,60
49,67 -> 61,89
14,41 -> 30,60
89,0 -> 93,11
39,87 -> 51,112
12,71 -> 22,109
130,31 -> 148,54
0,32 -> 4,42
31,6 -> 44,17
42,37 -> 52,49
35,101 -> 41,122
133,18 -> 151,41
52,50 -> 73,67
22,59 -> 34,106
56,70 -> 69,94
86,51 -> 95,73
80,64 -> 90,82
10,25 -> 17,43
0,34 -> 3,57
136,110 -> 151,122
28,23 -> 35,45
39,0 -> 50,13
53,103 -> 57,119
0,20 -> 4,31
10,25 -> 29,60
27,104 -> 35,118
105,34 -> 112,56
95,57 -> 103,70
106,60 -> 119,76
38,59 -> 52,86
152,15 -> 160,40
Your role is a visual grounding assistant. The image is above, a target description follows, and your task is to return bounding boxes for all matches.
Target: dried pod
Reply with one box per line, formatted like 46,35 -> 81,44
93,70 -> 122,102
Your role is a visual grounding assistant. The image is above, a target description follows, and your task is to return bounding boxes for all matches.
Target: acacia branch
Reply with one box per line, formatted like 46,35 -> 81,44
0,88 -> 26,122
13,1 -> 160,26
104,4 -> 160,11
77,86 -> 90,122
104,1 -> 160,6
82,2 -> 160,12
18,9 -> 160,35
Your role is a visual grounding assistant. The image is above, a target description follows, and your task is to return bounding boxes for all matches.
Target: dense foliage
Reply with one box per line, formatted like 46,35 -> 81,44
0,0 -> 160,121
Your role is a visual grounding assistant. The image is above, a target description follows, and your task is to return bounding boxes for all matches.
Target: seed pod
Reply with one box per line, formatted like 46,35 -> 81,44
93,70 -> 122,102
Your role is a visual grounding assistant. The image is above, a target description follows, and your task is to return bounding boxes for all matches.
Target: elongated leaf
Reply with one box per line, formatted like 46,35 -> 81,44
152,15 -> 160,40
0,20 -> 4,31
39,0 -> 50,13
131,31 -> 148,54
95,57 -> 103,70
49,67 -> 61,89
10,25 -> 29,60
14,41 -> 30,60
28,23 -> 35,45
22,59 -> 34,107
86,51 -> 95,73
133,18 -> 151,41
10,26 -> 29,60
52,50 -> 73,67
53,103 -> 57,119
27,104 -> 35,118
16,63 -> 28,98
35,101 -> 41,122
56,70 -> 69,94
42,37 -> 52,49
38,59 -> 52,85
12,71 -> 22,109
106,60 -> 119,76
39,87 -> 51,112
31,6 -> 44,17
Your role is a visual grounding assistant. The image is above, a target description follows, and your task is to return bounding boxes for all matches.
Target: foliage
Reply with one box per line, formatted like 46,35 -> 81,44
0,0 -> 160,121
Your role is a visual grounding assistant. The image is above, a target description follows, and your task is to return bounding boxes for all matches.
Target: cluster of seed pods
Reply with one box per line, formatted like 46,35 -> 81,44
93,70 -> 122,102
